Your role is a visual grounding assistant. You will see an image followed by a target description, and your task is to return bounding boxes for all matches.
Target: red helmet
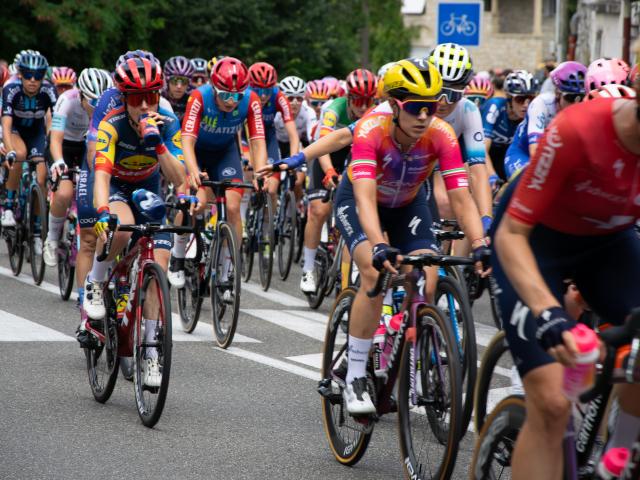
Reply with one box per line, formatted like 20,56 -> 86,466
115,57 -> 163,93
249,62 -> 277,88
211,57 -> 249,92
0,64 -> 8,87
346,69 -> 378,98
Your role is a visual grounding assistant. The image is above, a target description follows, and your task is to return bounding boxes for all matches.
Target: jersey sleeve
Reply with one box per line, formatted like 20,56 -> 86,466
181,89 -> 204,138
93,120 -> 118,175
526,97 -> 549,145
2,85 -> 15,117
461,100 -> 486,165
276,91 -> 293,123
305,106 -> 317,141
88,92 -> 113,143
482,99 -> 499,140
349,116 -> 381,181
45,85 -> 57,108
319,104 -> 339,138
51,92 -> 71,132
161,112 -> 184,163
433,120 -> 469,190
246,91 -> 265,140
506,111 -> 582,226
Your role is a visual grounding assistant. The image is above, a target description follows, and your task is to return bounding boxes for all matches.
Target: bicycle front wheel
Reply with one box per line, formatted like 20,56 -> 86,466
211,221 -> 241,349
29,185 -> 48,285
178,258 -> 204,333
258,195 -> 274,291
6,225 -> 24,276
133,262 -> 172,428
57,216 -> 75,300
397,304 -> 462,480
277,191 -> 296,281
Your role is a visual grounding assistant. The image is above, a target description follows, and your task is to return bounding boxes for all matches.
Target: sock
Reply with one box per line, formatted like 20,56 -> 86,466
144,318 -> 158,359
221,245 -> 231,281
5,190 -> 15,209
47,214 -> 65,242
607,406 -> 640,450
88,253 -> 113,283
77,287 -> 84,305
346,335 -> 373,385
303,247 -> 317,273
172,233 -> 188,259
383,289 -> 393,306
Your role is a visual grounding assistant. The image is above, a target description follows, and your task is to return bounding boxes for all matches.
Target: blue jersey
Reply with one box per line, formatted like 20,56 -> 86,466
481,97 -> 518,147
1,82 -> 57,131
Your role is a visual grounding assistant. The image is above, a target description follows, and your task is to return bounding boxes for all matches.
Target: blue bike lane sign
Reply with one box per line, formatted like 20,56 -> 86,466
437,1 -> 482,47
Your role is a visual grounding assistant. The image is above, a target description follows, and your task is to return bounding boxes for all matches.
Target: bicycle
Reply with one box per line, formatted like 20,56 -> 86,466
318,253 -> 469,480
242,178 -> 275,291
470,309 -> 640,479
84,217 -> 192,427
178,179 -> 254,347
2,158 -> 48,284
50,167 -> 80,300
273,167 -> 297,281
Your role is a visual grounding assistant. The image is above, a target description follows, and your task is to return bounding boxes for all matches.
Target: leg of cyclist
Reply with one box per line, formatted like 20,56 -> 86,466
2,132 -> 27,227
301,197 -> 331,291
76,166 -> 98,306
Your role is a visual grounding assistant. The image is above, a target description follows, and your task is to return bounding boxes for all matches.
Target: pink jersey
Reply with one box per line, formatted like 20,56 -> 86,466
348,112 -> 468,207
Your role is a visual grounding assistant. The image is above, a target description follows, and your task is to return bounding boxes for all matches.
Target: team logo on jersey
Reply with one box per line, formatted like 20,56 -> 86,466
528,125 -> 562,191
171,130 -> 182,150
222,167 -> 237,177
356,116 -> 380,138
120,154 -> 156,171
323,111 -> 337,129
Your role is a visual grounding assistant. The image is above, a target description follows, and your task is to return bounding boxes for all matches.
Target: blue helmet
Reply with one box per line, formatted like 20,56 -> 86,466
18,51 -> 48,72
115,50 -> 159,70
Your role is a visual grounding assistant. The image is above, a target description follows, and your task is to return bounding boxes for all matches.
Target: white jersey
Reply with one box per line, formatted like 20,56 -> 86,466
525,91 -> 556,144
51,88 -> 89,142
274,102 -> 316,143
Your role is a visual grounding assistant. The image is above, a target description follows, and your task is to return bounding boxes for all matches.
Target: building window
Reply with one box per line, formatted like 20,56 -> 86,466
499,0 -> 534,34
543,0 -> 556,17
484,0 -> 491,11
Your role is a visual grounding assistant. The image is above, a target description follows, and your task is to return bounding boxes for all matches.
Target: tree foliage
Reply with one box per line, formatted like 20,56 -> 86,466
0,0 -> 414,79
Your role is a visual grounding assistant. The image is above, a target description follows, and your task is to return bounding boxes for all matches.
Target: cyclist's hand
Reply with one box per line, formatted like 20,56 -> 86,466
146,111 -> 165,127
188,170 -> 205,189
489,174 -> 500,192
94,211 -> 119,243
472,241 -> 492,277
536,306 -> 578,366
177,193 -> 200,215
0,143 -> 6,157
372,243 -> 401,275
50,159 -> 68,182
322,167 -> 339,189
5,150 -> 17,167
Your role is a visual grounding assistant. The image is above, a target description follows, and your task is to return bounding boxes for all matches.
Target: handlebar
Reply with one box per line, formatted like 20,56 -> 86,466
321,176 -> 339,203
50,167 -> 80,192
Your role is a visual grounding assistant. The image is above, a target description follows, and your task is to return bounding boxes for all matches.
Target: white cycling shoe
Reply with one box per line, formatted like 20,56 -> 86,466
343,377 -> 376,415
43,240 -> 58,267
83,277 -> 106,319
300,270 -> 317,293
143,357 -> 162,387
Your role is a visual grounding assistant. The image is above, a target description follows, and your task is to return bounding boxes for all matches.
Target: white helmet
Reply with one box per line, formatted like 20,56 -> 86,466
428,43 -> 474,84
377,62 -> 397,78
279,76 -> 306,96
585,84 -> 636,100
504,70 -> 539,95
78,68 -> 113,102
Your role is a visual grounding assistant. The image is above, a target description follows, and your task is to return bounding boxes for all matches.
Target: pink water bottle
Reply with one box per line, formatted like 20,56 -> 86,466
373,313 -> 403,378
562,324 -> 599,401
596,447 -> 630,479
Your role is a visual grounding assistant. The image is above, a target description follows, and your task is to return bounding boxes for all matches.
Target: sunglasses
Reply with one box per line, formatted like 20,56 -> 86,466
214,86 -> 244,103
124,91 -> 160,107
439,87 -> 465,104
169,76 -> 189,86
348,95 -> 374,109
287,96 -> 303,104
21,70 -> 45,81
395,98 -> 439,117
255,87 -> 272,97
309,99 -> 326,107
191,76 -> 207,85
510,94 -> 535,105
562,92 -> 583,104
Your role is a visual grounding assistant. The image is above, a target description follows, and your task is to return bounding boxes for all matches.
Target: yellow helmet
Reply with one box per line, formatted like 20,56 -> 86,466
207,55 -> 226,75
383,59 -> 443,99
376,76 -> 386,99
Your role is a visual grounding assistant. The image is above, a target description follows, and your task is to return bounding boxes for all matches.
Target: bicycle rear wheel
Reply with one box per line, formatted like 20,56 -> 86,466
277,191 -> 296,281
178,258 -> 204,333
6,226 -> 24,276
319,288 -> 373,465
133,262 -> 172,428
294,200 -> 305,264
306,248 -> 329,309
57,216 -> 75,300
29,185 -> 48,285
470,395 -> 525,480
397,304 -> 462,480
258,195 -> 274,291
211,222 -> 241,349
242,203 -> 256,282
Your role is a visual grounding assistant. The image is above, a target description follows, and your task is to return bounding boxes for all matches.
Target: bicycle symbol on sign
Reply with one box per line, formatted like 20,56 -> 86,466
440,13 -> 477,37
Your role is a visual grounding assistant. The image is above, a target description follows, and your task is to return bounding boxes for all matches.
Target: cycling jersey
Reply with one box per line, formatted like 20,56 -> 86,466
51,88 -> 89,142
162,92 -> 189,123
317,97 -> 352,138
94,106 -> 183,182
482,97 -> 520,179
274,102 -> 316,144
508,98 -> 640,235
441,98 -> 485,165
182,85 -> 265,151
2,82 -> 56,131
248,87 -> 293,128
348,111 -> 468,208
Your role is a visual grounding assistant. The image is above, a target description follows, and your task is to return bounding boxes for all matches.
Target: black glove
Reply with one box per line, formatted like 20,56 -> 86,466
5,151 -> 17,166
472,244 -> 492,271
372,243 -> 400,272
536,306 -> 576,350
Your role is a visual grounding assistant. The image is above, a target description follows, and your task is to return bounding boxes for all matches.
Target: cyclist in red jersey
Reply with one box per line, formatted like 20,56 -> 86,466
492,68 -> 640,478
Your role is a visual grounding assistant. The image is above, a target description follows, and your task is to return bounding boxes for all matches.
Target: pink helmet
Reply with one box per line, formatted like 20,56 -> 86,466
322,77 -> 341,97
584,84 -> 636,101
585,58 -> 630,91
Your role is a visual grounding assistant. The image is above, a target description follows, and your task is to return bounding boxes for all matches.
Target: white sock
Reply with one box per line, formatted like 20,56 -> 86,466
383,288 -> 393,306
172,233 -> 188,259
303,247 -> 317,273
144,318 -> 158,359
46,214 -> 65,242
346,335 -> 373,385
607,407 -> 640,450
88,254 -> 113,283
221,245 -> 231,281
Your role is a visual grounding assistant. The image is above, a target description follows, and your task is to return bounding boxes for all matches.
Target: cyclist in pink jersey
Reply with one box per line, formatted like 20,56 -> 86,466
332,59 -> 490,415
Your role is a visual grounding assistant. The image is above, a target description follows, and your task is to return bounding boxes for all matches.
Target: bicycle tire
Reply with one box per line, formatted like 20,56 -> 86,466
211,221 -> 241,349
474,330 -> 512,434
242,203 -> 256,282
306,248 -> 329,309
277,191 -> 296,281
487,275 -> 503,330
6,226 -> 24,276
258,195 -> 274,291
319,287 -> 373,466
29,185 -> 47,285
435,275 -> 476,438
85,287 -> 119,403
57,216 -> 75,300
294,202 -> 305,264
120,356 -> 134,381
470,395 -> 525,480
397,304 -> 462,480
133,262 -> 172,428
177,258 -> 204,333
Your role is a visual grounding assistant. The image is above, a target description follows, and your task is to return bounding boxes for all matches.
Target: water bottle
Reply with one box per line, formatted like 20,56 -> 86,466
563,324 -> 599,402
596,447 -> 629,479
139,113 -> 162,147
392,286 -> 406,313
115,274 -> 129,321
132,188 -> 165,222
374,312 -> 403,378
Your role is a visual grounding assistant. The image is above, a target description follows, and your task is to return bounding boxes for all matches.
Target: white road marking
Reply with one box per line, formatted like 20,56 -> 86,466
171,313 -> 260,343
0,309 -> 74,341
0,266 -> 77,300
243,281 -> 309,307
221,346 -> 320,380
474,322 -> 499,348
286,353 -> 323,369
241,308 -> 326,341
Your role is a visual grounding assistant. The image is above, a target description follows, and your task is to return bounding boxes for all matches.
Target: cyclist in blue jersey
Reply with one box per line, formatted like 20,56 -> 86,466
1,51 -> 56,230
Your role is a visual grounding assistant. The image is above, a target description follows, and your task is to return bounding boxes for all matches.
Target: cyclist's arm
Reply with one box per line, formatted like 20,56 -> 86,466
469,164 -> 492,218
276,91 -> 300,155
1,115 -> 13,152
529,143 -> 538,158
93,120 -> 117,209
181,134 -> 199,178
181,91 -> 203,179
50,100 -> 68,164
158,117 -> 186,186
462,102 -> 492,217
85,141 -> 96,171
93,169 -> 111,212
248,138 -> 267,172
483,138 -> 498,177
246,91 -> 267,171
49,130 -> 65,164
306,127 -> 353,168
